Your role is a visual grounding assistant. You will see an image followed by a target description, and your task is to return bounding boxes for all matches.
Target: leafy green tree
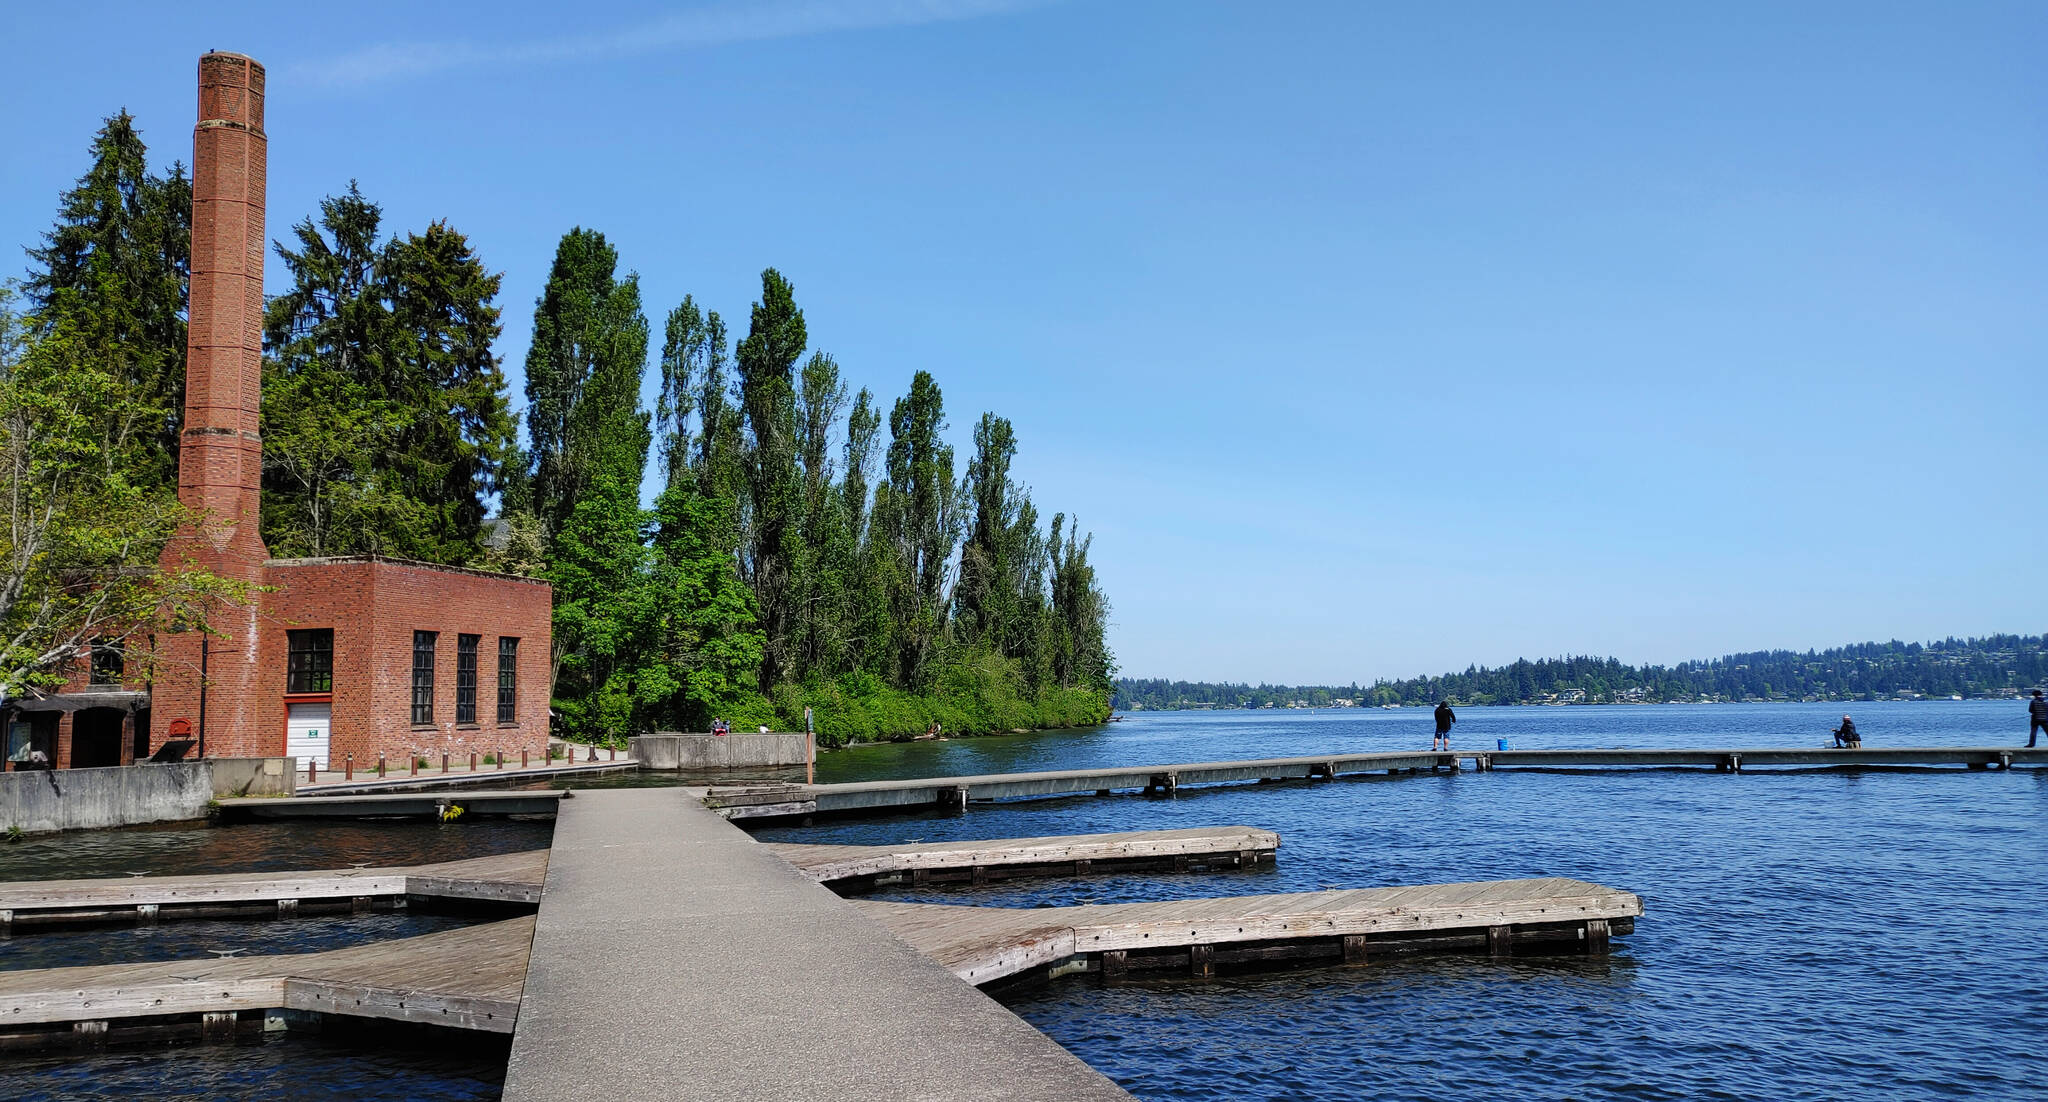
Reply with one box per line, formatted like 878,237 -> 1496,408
22,111 -> 191,489
1047,512 -> 1112,690
545,472 -> 656,739
0,287 -> 242,697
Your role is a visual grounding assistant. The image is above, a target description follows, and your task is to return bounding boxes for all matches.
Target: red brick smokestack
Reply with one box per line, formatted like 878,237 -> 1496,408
154,52 -> 276,758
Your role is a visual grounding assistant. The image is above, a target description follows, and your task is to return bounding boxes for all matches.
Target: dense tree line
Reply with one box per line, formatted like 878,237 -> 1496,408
1116,635 -> 2048,709
4,114 -> 1114,743
506,237 -> 1112,740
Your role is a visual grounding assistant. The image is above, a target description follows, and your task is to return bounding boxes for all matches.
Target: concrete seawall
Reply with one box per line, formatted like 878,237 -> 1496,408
630,731 -> 811,770
1,758 -> 294,834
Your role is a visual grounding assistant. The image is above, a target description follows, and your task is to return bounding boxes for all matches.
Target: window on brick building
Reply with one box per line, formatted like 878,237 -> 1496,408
456,634 -> 480,725
497,637 -> 519,724
412,631 -> 437,725
89,639 -> 125,685
286,629 -> 333,693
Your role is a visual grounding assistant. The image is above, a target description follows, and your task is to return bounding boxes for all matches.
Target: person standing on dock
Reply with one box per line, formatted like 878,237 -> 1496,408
1832,715 -> 1861,748
1433,701 -> 1457,750
2027,690 -> 2047,748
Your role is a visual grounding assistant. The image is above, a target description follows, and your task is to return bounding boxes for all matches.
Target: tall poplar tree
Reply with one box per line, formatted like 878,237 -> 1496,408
873,372 -> 960,688
734,269 -> 806,691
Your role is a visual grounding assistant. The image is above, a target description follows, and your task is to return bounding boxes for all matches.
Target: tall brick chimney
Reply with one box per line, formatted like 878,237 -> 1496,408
182,51 -> 267,546
154,52 -> 276,758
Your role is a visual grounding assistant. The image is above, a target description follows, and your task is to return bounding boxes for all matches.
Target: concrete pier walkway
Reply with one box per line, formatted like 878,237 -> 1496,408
501,788 -> 1132,1101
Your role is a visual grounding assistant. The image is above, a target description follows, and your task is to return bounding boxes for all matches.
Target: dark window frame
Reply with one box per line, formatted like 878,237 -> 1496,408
497,637 -> 519,724
411,631 -> 437,725
286,629 -> 334,694
89,639 -> 125,686
456,634 -> 480,726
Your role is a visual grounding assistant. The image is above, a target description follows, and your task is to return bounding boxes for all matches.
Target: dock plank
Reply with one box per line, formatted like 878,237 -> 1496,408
764,825 -> 1279,886
858,877 -> 1643,985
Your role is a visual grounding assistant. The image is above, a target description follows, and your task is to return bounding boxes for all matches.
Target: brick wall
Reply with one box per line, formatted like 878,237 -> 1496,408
268,559 -> 555,766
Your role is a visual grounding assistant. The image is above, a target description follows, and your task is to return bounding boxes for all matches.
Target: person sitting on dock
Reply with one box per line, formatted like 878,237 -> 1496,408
1433,701 -> 1457,750
2028,690 -> 2047,748
1832,715 -> 1861,748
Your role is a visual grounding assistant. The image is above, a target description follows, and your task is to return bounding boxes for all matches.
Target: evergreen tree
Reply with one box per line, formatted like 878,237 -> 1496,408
22,111 -> 190,488
263,184 -> 515,563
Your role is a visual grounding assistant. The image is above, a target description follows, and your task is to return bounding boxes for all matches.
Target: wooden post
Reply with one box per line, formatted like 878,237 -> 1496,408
470,752 -> 478,772
971,865 -> 989,886
1583,918 -> 1610,955
201,1010 -> 238,1042
497,749 -> 505,770
343,753 -> 352,780
523,748 -> 530,769
1342,934 -> 1369,965
1101,950 -> 1128,980
1487,924 -> 1513,958
308,757 -> 317,783
441,751 -> 450,773
609,746 -> 617,761
410,754 -> 419,777
377,754 -> 386,779
1189,944 -> 1215,977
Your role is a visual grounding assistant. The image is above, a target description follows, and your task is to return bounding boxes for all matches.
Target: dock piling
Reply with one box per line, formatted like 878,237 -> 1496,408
1190,944 -> 1215,977
1487,925 -> 1513,957
1584,919 -> 1610,954
1342,934 -> 1368,965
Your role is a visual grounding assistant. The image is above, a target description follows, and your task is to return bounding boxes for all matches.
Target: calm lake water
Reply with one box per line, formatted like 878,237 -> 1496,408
3,701 -> 2042,1100
759,702 -> 2048,1102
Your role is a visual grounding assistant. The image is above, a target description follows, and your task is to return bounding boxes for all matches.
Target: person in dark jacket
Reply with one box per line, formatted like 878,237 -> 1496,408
1432,701 -> 1457,750
2028,690 -> 2047,748
1832,715 -> 1861,748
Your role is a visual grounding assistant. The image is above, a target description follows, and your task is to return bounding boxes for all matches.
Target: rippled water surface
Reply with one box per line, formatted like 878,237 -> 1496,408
0,1033 -> 509,1101
6,703 -> 2043,1100
753,703 -> 2048,1102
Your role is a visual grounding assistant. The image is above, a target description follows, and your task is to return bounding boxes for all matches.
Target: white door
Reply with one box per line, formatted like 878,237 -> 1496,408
286,702 -> 332,770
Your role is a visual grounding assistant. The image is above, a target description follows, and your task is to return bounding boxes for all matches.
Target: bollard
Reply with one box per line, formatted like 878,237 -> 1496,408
470,752 -> 478,772
344,754 -> 353,781
522,748 -> 530,769
377,754 -> 386,778
496,749 -> 504,771
609,746 -> 617,762
410,754 -> 418,777
442,752 -> 450,773
308,757 -> 317,783
588,745 -> 597,762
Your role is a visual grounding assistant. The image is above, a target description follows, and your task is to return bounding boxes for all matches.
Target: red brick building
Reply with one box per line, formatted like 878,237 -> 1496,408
3,52 -> 553,772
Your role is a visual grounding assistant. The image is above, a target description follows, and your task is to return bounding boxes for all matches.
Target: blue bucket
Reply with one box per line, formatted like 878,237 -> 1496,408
1497,738 -> 1509,751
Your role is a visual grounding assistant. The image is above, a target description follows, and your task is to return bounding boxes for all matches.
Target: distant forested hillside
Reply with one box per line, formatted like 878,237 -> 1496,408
1116,635 -> 2048,709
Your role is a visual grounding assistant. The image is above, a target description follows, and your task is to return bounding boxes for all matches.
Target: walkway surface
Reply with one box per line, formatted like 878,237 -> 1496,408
297,756 -> 636,795
0,851 -> 548,930
765,825 -> 1278,887
501,788 -> 1132,1102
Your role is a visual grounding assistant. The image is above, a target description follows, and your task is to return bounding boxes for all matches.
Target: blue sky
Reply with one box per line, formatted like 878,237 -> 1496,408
3,1 -> 2042,684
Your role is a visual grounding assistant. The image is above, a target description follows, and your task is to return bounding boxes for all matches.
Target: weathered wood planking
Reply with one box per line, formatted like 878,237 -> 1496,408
0,916 -> 534,1038
0,850 -> 548,931
714,746 -> 2048,819
857,877 -> 1643,985
765,826 -> 1280,887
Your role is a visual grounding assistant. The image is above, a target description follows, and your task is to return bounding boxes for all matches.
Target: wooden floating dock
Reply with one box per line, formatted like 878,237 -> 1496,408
765,826 -> 1280,889
858,876 -> 1643,987
299,757 -> 638,797
0,916 -> 534,1050
710,745 -> 2048,819
0,851 -> 548,935
215,789 -> 564,821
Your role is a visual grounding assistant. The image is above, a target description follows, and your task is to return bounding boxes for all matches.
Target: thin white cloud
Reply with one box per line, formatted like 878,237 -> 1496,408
295,0 -> 1060,87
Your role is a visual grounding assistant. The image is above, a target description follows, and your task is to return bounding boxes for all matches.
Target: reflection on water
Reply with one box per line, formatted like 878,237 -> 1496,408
0,818 -> 554,884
